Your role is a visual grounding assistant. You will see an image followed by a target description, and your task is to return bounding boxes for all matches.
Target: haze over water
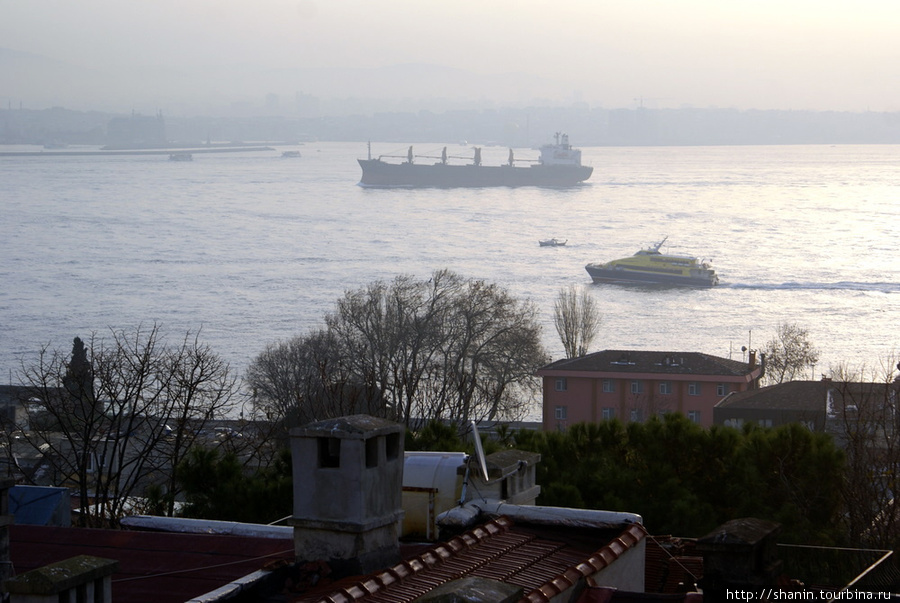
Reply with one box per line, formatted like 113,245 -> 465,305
2,142 -> 899,393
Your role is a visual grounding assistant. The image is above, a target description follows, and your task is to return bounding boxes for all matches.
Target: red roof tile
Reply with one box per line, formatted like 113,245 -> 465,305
539,351 -> 753,378
295,517 -> 647,603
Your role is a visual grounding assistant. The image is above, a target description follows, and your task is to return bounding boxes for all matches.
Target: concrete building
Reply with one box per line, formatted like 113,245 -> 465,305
538,350 -> 764,430
713,379 -> 895,440
713,381 -> 831,430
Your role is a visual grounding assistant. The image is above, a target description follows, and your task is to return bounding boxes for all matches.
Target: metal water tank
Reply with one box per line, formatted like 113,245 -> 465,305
401,451 -> 466,539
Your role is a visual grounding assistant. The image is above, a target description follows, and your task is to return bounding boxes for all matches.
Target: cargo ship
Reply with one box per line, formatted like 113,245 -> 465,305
357,133 -> 592,188
585,237 -> 719,287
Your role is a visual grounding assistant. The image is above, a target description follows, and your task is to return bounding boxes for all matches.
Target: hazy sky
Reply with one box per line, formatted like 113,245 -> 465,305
4,0 -> 900,111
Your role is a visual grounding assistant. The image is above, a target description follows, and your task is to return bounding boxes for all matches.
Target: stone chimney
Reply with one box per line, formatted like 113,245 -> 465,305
696,517 -> 782,593
4,555 -> 118,603
290,415 -> 404,575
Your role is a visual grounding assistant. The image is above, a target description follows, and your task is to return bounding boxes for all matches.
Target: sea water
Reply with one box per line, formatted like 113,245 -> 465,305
2,143 -> 898,404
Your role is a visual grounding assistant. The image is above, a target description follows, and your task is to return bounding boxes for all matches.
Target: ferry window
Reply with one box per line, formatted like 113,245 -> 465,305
688,382 -> 701,396
631,380 -> 644,394
717,383 -> 728,396
602,407 -> 616,420
602,379 -> 615,393
555,406 -> 567,420
555,378 -> 567,391
659,381 -> 673,395
688,410 -> 702,424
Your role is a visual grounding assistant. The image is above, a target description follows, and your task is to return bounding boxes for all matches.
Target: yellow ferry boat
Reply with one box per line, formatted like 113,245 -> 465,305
585,237 -> 719,287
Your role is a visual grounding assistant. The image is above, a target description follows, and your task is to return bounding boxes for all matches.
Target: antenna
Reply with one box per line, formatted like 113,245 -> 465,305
470,421 -> 489,481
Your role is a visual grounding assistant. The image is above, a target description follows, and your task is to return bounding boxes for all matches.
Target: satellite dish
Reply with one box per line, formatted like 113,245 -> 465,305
470,421 -> 489,481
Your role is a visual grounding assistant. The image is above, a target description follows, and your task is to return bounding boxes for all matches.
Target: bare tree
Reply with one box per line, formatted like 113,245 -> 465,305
439,277 -> 547,427
553,285 -> 601,358
247,328 -> 380,428
762,322 -> 820,384
827,359 -> 900,549
1,325 -> 237,526
248,270 -> 549,433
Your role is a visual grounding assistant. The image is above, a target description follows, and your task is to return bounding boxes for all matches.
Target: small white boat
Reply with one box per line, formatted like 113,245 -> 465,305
169,153 -> 193,162
281,150 -> 301,158
539,238 -> 567,247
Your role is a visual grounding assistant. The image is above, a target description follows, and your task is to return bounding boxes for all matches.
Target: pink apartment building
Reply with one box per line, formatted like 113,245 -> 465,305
537,350 -> 765,430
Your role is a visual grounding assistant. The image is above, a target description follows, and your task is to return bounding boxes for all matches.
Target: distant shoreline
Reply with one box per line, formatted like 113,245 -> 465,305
0,146 -> 275,157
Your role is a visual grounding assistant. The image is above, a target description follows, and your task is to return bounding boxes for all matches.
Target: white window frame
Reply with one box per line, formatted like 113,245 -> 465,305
659,381 -> 672,395
602,379 -> 614,393
555,406 -> 567,420
688,382 -> 701,396
631,380 -> 644,394
717,383 -> 728,396
555,377 -> 567,392
688,410 -> 702,423
602,407 -> 615,420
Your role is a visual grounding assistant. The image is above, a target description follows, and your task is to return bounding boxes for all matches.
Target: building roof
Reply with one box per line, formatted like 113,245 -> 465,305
292,516 -> 648,603
294,414 -> 402,438
538,351 -> 753,378
714,381 -> 829,412
9,524 -> 294,603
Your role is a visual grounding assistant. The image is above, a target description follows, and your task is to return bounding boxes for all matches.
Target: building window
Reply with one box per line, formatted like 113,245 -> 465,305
602,407 -> 616,420
717,383 -> 728,396
659,381 -> 672,395
688,382 -> 701,396
688,410 -> 701,423
602,379 -> 615,393
365,436 -> 380,468
759,418 -> 773,428
631,380 -> 644,394
555,406 -> 567,420
630,408 -> 643,422
555,378 -> 567,391
386,432 -> 400,461
318,437 -> 341,468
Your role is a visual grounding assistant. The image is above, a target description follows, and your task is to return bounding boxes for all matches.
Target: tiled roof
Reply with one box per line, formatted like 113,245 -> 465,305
297,516 -> 647,603
539,351 -> 753,377
714,381 -> 829,411
9,524 -> 294,603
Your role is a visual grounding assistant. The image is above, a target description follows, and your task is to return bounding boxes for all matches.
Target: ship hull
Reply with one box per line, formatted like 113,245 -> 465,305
358,159 -> 593,188
585,265 -> 718,288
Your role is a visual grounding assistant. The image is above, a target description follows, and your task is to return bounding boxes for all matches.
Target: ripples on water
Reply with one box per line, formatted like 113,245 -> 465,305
2,143 -> 899,391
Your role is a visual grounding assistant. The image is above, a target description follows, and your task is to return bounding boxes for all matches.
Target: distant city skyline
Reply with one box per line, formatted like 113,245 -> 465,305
3,1 -> 900,116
